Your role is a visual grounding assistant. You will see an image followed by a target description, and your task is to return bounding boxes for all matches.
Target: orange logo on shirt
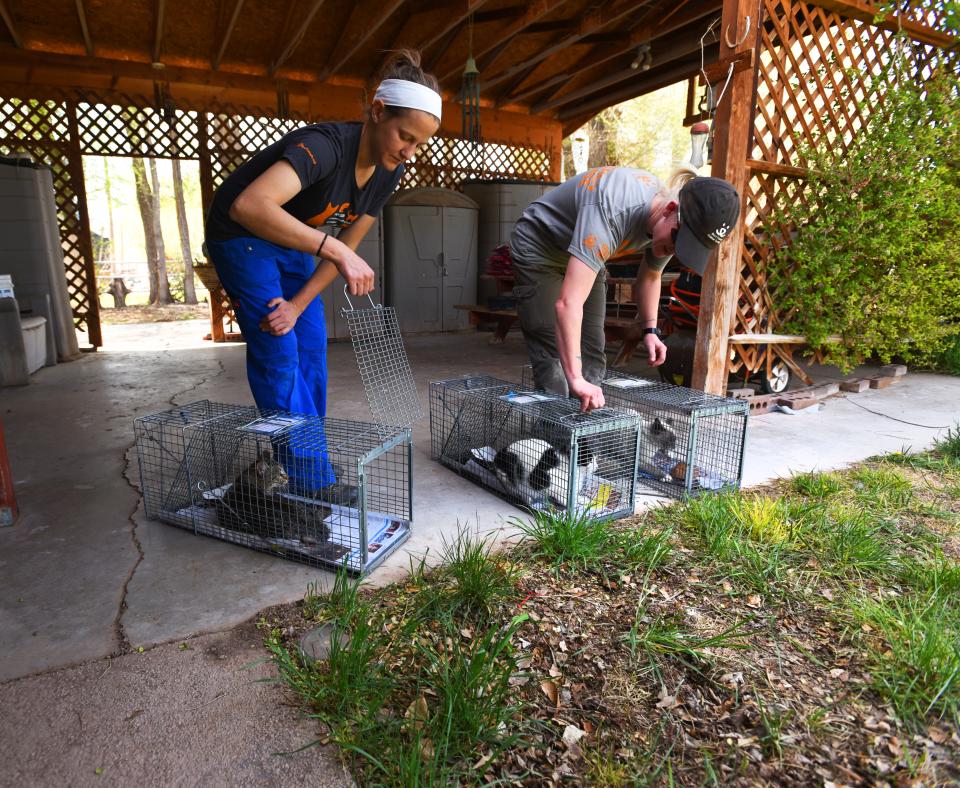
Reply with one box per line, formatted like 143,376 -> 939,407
578,167 -> 613,191
306,202 -> 358,228
296,142 -> 317,166
598,242 -> 610,261
584,234 -> 597,249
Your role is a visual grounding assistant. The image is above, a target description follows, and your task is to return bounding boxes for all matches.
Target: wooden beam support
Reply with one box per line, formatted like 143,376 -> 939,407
320,0 -> 405,80
74,0 -> 94,56
0,0 -> 22,48
437,0 -> 568,85
528,4 -> 720,111
270,0 -> 327,77
538,24 -> 714,114
809,0 -> 956,49
557,50 -> 711,125
212,0 -> 245,71
153,0 -> 166,63
482,0 -> 640,94
692,0 -> 763,395
417,0 -> 493,67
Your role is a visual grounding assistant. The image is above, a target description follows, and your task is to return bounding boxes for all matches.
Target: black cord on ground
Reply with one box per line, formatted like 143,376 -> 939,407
843,396 -> 949,429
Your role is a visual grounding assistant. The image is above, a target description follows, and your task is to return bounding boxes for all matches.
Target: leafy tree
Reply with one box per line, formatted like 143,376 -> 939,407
768,39 -> 960,371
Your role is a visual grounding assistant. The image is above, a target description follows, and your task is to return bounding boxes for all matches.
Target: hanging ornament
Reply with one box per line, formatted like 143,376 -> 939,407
460,15 -> 481,149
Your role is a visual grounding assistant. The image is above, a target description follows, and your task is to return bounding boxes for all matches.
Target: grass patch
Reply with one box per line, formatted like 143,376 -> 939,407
511,507 -> 615,573
852,590 -> 960,726
262,444 -> 960,785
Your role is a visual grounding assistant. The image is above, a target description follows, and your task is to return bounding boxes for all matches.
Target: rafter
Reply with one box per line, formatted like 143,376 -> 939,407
538,26 -> 713,115
270,0 -> 328,77
480,0 -> 640,93
418,0 -> 494,67
0,0 -> 20,48
153,0 -> 166,63
212,0 -> 245,71
75,0 -> 94,56
528,5 -> 719,111
437,0 -> 570,85
557,48 -> 712,126
319,0 -> 405,81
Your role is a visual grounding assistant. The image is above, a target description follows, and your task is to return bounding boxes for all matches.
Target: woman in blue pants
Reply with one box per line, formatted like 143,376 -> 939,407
204,50 -> 440,493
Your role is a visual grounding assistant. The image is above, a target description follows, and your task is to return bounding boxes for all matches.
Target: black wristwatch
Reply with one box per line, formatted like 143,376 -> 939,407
641,326 -> 662,338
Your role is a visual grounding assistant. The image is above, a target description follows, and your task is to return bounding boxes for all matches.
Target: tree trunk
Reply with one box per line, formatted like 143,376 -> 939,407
148,159 -> 173,304
131,157 -> 160,304
171,157 -> 198,304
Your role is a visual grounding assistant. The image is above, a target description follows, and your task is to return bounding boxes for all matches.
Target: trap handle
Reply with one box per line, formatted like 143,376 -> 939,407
342,283 -> 380,312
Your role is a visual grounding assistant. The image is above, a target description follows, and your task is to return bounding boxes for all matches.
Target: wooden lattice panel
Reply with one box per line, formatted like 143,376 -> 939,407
727,0 -> 951,378
400,135 -> 552,191
77,98 -> 200,159
0,96 -> 100,345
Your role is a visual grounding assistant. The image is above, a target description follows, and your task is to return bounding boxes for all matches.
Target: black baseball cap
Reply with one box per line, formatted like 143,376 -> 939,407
675,177 -> 741,275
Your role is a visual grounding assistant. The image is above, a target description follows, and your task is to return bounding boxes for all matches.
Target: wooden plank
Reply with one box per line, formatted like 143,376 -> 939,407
807,0 -> 955,49
479,0 -> 640,93
319,0 -> 406,80
746,158 -> 808,178
75,0 -> 94,57
436,0 -> 568,86
726,333 -> 843,344
691,0 -> 763,395
212,0 -> 245,70
270,0 -> 328,76
153,0 -> 166,63
0,0 -> 22,48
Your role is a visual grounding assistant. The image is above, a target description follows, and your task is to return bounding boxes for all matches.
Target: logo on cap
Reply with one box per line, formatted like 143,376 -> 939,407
707,223 -> 731,244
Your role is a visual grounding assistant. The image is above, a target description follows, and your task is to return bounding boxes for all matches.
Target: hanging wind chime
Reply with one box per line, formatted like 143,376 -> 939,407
460,15 -> 482,157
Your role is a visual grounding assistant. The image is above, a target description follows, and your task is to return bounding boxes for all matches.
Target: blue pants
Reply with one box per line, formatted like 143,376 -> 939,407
206,236 -> 335,490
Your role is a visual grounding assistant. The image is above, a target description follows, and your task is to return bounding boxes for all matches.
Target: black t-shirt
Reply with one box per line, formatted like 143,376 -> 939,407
205,122 -> 403,242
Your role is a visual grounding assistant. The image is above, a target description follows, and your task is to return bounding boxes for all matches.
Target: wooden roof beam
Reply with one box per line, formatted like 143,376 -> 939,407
481,0 -> 640,94
319,0 -> 406,81
558,50 -> 711,132
526,6 -> 720,110
437,0 -> 570,85
541,26 -> 715,115
810,0 -> 955,49
75,0 -> 94,56
153,0 -> 166,63
0,0 -> 20,48
270,0 -> 328,77
212,0 -> 245,71
418,0 -> 494,67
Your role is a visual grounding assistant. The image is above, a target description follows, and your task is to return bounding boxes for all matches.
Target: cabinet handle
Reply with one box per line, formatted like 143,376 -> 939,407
437,252 -> 447,276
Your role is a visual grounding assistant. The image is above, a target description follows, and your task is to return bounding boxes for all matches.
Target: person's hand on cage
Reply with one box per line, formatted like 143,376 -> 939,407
333,246 -> 376,296
569,377 -> 605,413
260,297 -> 302,335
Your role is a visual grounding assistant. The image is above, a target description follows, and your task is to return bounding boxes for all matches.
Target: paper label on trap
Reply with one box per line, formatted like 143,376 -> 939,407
605,377 -> 655,389
499,392 -> 558,405
238,415 -> 304,434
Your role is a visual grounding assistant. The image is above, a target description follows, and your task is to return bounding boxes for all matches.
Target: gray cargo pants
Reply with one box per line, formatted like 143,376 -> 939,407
512,264 -> 607,397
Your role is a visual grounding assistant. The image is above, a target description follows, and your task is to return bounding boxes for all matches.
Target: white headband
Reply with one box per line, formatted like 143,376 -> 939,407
373,78 -> 442,121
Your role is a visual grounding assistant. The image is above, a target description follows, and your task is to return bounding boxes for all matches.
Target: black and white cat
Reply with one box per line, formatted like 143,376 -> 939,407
215,450 -> 332,546
492,438 -> 597,506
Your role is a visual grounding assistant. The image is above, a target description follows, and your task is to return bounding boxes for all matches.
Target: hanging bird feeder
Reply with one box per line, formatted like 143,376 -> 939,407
689,121 -> 710,168
460,14 -> 482,158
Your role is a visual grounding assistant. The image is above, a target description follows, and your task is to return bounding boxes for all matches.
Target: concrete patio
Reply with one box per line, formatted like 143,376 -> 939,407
1,321 -> 958,785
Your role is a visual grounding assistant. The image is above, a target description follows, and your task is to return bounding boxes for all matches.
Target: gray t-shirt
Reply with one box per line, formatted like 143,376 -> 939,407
511,167 -> 670,274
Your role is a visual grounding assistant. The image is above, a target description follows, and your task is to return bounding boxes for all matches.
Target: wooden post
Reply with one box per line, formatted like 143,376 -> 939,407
691,0 -> 762,395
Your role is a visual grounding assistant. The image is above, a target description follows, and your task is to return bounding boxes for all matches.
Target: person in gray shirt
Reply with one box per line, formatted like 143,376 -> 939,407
510,166 -> 740,411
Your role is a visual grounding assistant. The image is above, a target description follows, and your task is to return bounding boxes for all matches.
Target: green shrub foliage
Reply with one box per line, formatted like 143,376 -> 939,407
768,42 -> 960,372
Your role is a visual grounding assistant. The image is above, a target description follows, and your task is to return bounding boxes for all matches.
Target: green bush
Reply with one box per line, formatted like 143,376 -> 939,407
768,43 -> 960,372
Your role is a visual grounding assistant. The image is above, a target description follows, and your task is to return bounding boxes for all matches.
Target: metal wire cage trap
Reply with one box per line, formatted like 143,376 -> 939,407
522,366 -> 748,498
340,286 -> 422,428
429,374 -> 641,519
134,400 -> 412,575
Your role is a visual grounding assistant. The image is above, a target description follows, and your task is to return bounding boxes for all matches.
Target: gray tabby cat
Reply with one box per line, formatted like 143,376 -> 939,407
215,450 -> 332,546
